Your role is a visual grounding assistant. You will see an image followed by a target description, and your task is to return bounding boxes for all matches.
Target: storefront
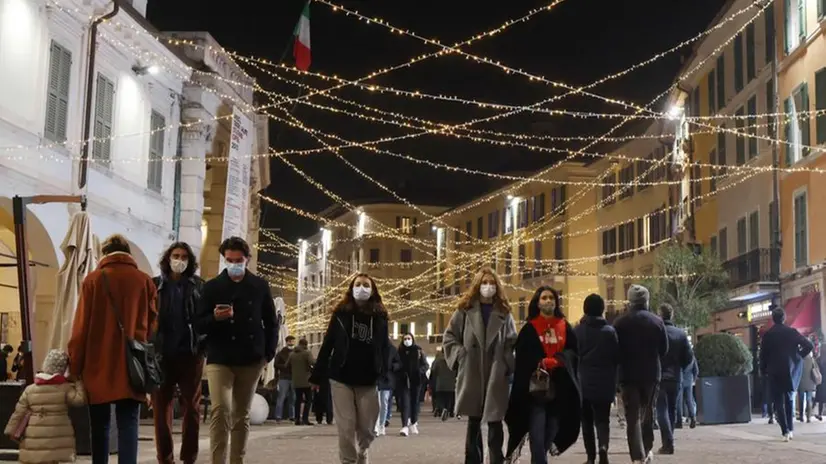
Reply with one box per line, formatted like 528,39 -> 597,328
780,263 -> 826,349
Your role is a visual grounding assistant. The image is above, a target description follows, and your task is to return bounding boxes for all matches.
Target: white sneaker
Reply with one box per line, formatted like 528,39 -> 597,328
376,426 -> 385,436
783,433 -> 790,442
789,431 -> 794,440
399,426 -> 409,437
410,423 -> 419,435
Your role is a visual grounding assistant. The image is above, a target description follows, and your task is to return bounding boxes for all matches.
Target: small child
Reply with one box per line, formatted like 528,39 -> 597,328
4,349 -> 86,464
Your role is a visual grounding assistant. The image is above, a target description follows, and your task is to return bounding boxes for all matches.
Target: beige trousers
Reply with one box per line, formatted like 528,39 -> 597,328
330,380 -> 380,464
205,362 -> 264,464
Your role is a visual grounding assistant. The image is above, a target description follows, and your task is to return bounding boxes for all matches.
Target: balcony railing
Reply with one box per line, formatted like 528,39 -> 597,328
521,262 -> 568,281
723,248 -> 780,289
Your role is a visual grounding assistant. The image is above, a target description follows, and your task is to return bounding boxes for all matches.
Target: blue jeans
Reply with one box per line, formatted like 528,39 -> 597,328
275,379 -> 295,420
386,392 -> 393,422
377,389 -> 392,429
772,389 -> 795,435
528,401 -> 558,464
797,390 -> 814,419
655,381 -> 679,450
88,399 -> 141,464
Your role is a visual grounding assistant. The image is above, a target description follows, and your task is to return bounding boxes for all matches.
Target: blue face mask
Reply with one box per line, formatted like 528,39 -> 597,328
226,262 -> 246,278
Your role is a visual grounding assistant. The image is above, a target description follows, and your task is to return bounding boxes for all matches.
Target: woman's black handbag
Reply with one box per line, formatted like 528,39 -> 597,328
529,366 -> 555,402
102,272 -> 163,394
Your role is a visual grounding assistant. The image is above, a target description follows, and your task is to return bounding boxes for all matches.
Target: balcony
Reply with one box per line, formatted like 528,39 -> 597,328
723,248 -> 780,289
520,262 -> 568,283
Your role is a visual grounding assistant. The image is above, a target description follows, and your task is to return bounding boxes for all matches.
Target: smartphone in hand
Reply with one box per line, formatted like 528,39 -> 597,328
214,304 -> 234,320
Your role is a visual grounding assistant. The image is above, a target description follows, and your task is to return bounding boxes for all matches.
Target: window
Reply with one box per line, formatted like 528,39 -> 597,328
396,216 -> 415,235
619,164 -> 634,200
737,217 -> 748,256
692,86 -> 701,118
746,23 -> 756,82
504,249 -> 512,275
147,111 -> 165,192
709,235 -> 718,256
708,70 -> 717,113
785,83 -> 810,165
766,79 -> 776,137
747,96 -> 758,158
735,106 -> 745,165
454,230 -> 460,247
504,206 -> 514,234
602,228 -> 617,264
551,186 -> 566,213
466,221 -> 472,238
749,211 -> 759,250
532,193 -> 546,222
606,284 -> 615,312
602,172 -> 616,205
518,200 -> 529,228
618,222 -> 634,259
554,233 -> 563,260
400,288 -> 411,300
637,217 -> 645,251
518,244 -> 526,274
692,164 -> 702,206
717,130 -> 727,171
400,249 -> 412,263
794,191 -> 808,267
534,240 -> 543,267
784,0 -> 806,53
769,200 -> 779,249
92,73 -> 115,164
716,55 -> 726,110
44,41 -> 71,143
488,210 -> 499,238
816,68 -> 826,144
477,216 -> 483,239
719,227 -> 729,262
734,33 -> 744,92
518,298 -> 527,321
637,153 -> 654,191
765,3 -> 775,65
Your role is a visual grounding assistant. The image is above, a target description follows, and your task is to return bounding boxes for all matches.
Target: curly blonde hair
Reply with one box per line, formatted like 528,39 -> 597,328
455,267 -> 511,314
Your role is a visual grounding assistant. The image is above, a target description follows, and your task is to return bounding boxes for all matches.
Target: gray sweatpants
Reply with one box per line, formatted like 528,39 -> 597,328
330,380 -> 380,464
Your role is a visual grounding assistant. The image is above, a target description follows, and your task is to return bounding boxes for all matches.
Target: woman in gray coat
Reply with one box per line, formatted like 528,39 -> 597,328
443,268 -> 517,464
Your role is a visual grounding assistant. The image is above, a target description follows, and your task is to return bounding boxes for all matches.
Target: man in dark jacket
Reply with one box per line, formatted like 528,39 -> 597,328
151,242 -> 205,464
288,338 -> 315,425
273,335 -> 296,422
574,294 -> 618,464
430,348 -> 458,421
195,237 -> 279,464
655,303 -> 693,455
376,340 -> 400,436
761,307 -> 814,441
613,284 -> 668,464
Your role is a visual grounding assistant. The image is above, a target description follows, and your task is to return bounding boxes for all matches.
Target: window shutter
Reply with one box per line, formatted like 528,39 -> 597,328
717,131 -> 726,167
746,23 -> 756,82
734,33 -> 744,92
737,217 -> 747,255
767,79 -> 776,137
395,216 -> 401,229
628,222 -> 635,257
749,211 -> 759,250
93,74 -> 114,165
45,42 -> 71,143
412,217 -> 418,234
147,111 -> 165,192
709,149 -> 717,192
801,83 -> 811,156
785,0 -> 793,53
708,70 -> 716,113
799,0 -> 807,42
735,106 -> 745,165
816,68 -> 826,144
766,3 -> 776,64
784,97 -> 792,166
716,55 -> 726,110
747,96 -> 758,158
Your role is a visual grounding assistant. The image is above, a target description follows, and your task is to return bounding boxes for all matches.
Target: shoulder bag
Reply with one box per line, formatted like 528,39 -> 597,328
813,362 -> 823,386
101,271 -> 163,394
529,366 -> 556,402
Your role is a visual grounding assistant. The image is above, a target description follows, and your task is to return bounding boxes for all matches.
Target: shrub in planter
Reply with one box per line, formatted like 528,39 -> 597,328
695,333 -> 753,377
694,333 -> 753,425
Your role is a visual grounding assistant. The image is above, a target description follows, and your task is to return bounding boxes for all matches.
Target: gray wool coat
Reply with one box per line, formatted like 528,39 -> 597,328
442,302 -> 517,423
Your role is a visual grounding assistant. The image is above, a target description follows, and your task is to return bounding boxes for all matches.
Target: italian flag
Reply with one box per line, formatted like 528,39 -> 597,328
293,2 -> 311,71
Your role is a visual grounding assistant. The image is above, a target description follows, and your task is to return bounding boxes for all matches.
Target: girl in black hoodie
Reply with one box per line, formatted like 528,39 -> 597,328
397,333 -> 429,437
310,274 -> 390,464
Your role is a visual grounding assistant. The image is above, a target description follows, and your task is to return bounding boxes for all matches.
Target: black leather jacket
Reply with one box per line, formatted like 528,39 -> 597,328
152,275 -> 205,358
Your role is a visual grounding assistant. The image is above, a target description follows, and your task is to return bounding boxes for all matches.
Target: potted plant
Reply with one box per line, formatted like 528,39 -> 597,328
694,332 -> 753,425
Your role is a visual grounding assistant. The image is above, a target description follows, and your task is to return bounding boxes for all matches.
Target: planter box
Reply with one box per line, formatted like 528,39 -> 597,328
696,375 -> 752,425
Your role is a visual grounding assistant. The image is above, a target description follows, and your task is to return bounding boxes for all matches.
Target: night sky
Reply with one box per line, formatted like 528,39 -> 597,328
148,0 -> 722,257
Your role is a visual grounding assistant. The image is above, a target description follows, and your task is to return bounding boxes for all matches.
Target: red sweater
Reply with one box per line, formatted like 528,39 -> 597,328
530,316 -> 567,371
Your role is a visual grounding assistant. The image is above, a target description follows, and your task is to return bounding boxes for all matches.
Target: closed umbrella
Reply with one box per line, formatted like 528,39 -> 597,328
261,297 -> 288,384
49,212 -> 95,356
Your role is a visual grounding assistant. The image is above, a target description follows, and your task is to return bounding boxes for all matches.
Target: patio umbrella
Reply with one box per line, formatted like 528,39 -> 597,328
49,211 -> 95,353
261,297 -> 288,384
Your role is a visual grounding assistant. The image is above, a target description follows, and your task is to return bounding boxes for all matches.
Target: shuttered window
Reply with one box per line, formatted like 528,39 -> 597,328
765,3 -> 775,65
44,41 -> 71,143
147,111 -> 165,192
708,70 -> 716,113
735,106 -> 746,165
716,55 -> 726,110
92,74 -> 115,164
734,33 -> 744,93
815,68 -> 826,144
749,211 -> 759,250
737,217 -> 747,256
747,96 -> 758,158
794,192 -> 808,267
746,23 -> 756,82
719,228 -> 728,262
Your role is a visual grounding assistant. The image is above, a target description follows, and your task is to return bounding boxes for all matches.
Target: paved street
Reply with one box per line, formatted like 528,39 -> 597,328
67,413 -> 826,463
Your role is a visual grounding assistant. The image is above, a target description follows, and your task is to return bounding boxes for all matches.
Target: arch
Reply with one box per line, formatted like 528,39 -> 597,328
126,239 -> 153,276
0,197 -> 60,371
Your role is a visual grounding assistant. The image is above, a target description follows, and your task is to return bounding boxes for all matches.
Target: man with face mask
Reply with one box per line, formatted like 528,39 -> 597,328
196,237 -> 279,464
273,335 -> 297,422
152,241 -> 205,464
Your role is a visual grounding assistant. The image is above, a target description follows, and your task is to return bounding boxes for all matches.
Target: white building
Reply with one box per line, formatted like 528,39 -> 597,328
0,0 -> 269,360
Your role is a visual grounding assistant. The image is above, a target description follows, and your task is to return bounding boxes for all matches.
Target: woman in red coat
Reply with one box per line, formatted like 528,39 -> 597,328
68,234 -> 157,464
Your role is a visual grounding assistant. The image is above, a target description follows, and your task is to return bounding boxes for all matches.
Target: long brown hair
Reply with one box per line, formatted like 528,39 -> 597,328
333,273 -> 388,316
456,267 -> 511,314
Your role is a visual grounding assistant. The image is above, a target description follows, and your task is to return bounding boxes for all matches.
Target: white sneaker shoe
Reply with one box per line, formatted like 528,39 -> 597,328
376,426 -> 385,436
410,423 -> 419,435
789,431 -> 794,440
399,426 -> 409,437
783,433 -> 790,442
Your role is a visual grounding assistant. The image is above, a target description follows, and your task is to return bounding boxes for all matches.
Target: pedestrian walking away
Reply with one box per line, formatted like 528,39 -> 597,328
655,303 -> 694,455
504,286 -> 581,464
151,241 -> 206,464
397,333 -> 429,437
760,306 -> 813,442
612,284 -> 668,464
195,237 -> 279,464
430,347 -> 457,422
273,335 -> 297,422
443,267 -> 517,464
675,354 -> 698,429
815,345 -> 826,420
288,338 -> 315,425
309,273 -> 390,464
574,294 -> 618,464
375,340 -> 400,436
796,351 -> 819,422
68,234 -> 158,464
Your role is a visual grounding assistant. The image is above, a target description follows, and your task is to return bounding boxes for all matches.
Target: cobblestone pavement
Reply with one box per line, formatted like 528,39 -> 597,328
67,414 -> 826,463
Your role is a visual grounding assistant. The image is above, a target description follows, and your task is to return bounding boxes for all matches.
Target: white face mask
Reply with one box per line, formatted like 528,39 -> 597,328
479,284 -> 497,299
170,259 -> 188,274
353,286 -> 372,302
403,339 -> 413,347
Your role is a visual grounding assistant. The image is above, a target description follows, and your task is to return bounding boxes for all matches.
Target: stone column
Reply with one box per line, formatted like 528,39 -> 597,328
178,120 -> 208,264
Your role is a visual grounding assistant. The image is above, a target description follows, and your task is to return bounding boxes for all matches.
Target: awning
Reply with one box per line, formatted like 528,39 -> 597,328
763,292 -> 821,335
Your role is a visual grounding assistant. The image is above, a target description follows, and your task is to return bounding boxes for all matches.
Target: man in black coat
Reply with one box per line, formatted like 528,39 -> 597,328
655,303 -> 694,455
613,284 -> 668,464
195,237 -> 279,463
574,294 -> 618,464
760,307 -> 813,441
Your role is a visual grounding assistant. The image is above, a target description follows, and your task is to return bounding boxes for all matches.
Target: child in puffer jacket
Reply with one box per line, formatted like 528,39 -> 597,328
5,349 -> 86,463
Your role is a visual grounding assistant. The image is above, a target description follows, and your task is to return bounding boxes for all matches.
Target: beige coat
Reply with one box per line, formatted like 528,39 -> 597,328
4,375 -> 86,463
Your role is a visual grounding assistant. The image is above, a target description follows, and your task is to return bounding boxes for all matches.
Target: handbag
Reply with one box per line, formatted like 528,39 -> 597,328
813,363 -> 823,386
101,271 -> 163,394
529,366 -> 555,402
11,411 -> 31,441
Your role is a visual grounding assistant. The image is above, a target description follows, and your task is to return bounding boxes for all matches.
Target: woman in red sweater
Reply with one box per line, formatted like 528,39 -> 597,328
505,286 -> 581,464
